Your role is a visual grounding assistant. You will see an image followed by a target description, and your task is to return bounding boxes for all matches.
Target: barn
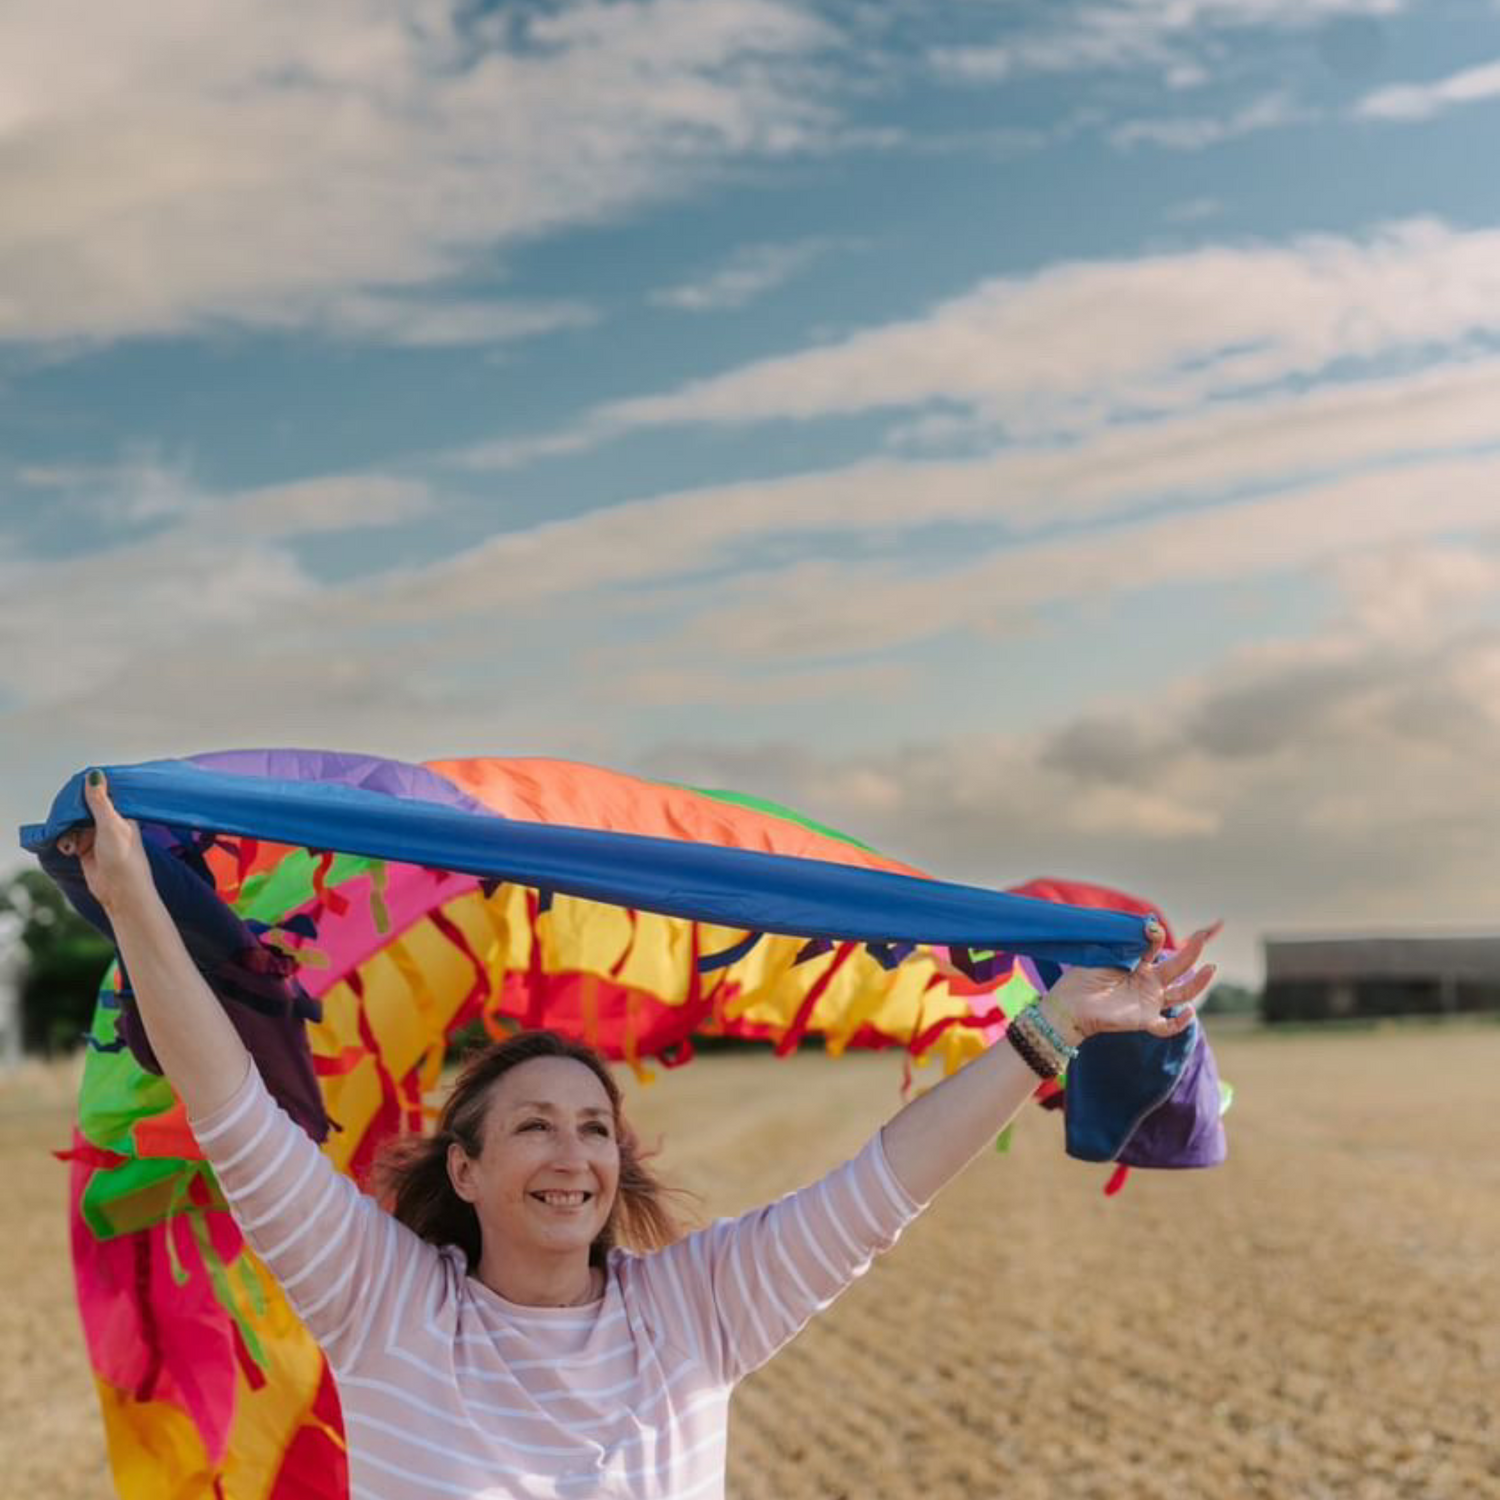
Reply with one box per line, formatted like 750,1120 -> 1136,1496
1262,933 -> 1500,1022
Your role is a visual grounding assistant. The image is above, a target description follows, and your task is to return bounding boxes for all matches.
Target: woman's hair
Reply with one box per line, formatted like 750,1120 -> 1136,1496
373,1030 -> 684,1270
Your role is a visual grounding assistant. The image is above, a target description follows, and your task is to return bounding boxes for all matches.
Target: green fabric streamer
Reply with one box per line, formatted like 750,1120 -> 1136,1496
79,966 -> 176,1154
991,970 -> 1042,1021
236,1252 -> 269,1321
232,848 -> 379,921
189,1210 -> 267,1372
670,784 -> 880,853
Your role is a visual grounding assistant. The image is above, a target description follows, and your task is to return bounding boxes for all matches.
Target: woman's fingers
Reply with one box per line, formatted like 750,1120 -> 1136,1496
59,772 -> 138,876
1152,920 -> 1223,987
1164,963 -> 1216,1010
56,827 -> 96,859
84,771 -> 125,827
1146,963 -> 1217,1036
1147,1003 -> 1198,1037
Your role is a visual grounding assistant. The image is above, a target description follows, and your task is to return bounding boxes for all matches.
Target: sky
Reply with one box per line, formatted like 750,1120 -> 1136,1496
5,0 -> 1500,984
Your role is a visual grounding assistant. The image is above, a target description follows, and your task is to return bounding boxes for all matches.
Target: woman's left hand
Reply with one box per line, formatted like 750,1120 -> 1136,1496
1043,919 -> 1221,1045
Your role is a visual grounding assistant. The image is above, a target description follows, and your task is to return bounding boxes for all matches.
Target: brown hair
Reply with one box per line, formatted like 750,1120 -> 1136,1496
374,1030 -> 685,1270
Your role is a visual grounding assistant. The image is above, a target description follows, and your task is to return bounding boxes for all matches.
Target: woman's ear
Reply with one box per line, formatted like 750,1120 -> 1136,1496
447,1140 -> 479,1204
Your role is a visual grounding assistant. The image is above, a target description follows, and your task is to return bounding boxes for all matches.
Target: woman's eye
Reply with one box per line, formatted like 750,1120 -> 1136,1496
586,1122 -> 612,1138
519,1119 -> 549,1132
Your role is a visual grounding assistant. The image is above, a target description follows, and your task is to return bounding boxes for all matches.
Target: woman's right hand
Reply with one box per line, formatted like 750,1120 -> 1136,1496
56,772 -> 154,915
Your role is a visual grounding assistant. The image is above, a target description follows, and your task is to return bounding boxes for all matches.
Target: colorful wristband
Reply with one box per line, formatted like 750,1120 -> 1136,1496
1028,1001 -> 1081,1062
1005,1007 -> 1062,1080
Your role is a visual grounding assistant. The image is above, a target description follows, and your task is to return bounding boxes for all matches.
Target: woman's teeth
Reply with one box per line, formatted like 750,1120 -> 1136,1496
533,1191 -> 589,1206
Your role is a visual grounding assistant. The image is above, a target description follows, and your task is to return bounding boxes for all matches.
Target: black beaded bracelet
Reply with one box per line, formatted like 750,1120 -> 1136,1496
1005,1014 -> 1060,1080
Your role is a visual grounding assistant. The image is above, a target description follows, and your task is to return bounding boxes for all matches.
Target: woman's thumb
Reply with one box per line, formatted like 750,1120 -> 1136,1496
83,768 -> 114,814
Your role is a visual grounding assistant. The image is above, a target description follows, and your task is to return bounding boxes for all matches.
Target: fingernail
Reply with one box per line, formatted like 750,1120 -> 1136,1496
87,769 -> 102,787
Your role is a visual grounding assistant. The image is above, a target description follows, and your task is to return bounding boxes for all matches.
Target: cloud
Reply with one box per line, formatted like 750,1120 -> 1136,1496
14,446 -> 202,523
639,608 -> 1500,984
1329,542 -> 1500,642
461,218 -> 1500,468
13,348 -> 1490,744
592,659 -> 914,710
218,474 -> 439,539
9,432 -> 1500,988
0,469 -> 438,707
928,0 -> 1401,83
668,454 -> 1500,664
453,423 -> 619,474
0,0 -> 838,346
1110,91 -> 1309,150
320,295 -> 598,348
650,239 -> 845,312
403,350 -> 1500,665
1165,196 -> 1225,222
7,454 -> 435,537
239,407 -> 1500,764
1356,56 -> 1500,122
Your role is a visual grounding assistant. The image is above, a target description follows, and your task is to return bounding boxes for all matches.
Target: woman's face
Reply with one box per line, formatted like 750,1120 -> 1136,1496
448,1056 -> 621,1264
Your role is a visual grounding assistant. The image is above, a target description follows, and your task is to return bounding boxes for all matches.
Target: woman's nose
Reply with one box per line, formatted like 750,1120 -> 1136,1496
551,1132 -> 589,1167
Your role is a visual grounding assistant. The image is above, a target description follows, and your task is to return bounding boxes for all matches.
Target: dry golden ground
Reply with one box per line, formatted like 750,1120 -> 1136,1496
3,1024 -> 1497,1500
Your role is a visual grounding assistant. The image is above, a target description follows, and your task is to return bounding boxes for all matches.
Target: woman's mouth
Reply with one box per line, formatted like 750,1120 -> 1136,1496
530,1190 -> 592,1208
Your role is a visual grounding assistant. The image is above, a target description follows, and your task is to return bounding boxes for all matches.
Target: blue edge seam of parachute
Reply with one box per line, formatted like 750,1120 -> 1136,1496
21,760 -> 1151,967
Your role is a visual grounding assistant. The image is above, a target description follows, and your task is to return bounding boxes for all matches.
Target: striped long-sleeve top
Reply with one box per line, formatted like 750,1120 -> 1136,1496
190,1064 -> 923,1500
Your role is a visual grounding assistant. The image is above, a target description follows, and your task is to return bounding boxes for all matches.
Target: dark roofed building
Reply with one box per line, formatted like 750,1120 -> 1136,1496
1263,934 -> 1500,1022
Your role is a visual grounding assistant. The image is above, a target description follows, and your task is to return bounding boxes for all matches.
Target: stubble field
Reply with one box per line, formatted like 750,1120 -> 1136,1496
3,1023 -> 1497,1500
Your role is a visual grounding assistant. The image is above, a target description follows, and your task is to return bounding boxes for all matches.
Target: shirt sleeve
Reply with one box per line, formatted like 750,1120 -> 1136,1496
188,1061 -> 442,1374
636,1127 -> 925,1387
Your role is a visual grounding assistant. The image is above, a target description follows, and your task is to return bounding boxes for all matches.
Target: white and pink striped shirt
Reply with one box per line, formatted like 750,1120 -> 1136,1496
190,1065 -> 922,1499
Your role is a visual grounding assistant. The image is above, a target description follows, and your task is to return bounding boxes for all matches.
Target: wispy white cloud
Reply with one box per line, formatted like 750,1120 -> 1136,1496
929,0 -> 1401,82
9,418 -> 1500,984
447,353 -> 1500,621
1356,56 -> 1500,121
7,454 -> 435,537
296,355 -> 1500,706
0,467 -> 438,707
666,454 -> 1500,663
639,543 -> 1500,981
14,427 -> 1499,749
0,0 -> 838,346
650,239 -> 845,312
1110,91 -> 1309,150
463,219 -> 1500,464
1331,542 -> 1500,642
319,295 -> 598,348
15,445 -> 202,523
1165,196 -> 1226,222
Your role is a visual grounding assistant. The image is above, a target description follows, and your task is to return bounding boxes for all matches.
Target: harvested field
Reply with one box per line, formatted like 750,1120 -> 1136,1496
3,1024 -> 1497,1499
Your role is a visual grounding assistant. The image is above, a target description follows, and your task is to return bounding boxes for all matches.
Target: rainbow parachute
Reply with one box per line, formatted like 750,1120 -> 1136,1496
23,749 -> 1226,1499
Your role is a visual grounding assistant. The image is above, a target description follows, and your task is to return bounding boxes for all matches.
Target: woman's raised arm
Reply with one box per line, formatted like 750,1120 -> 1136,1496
59,771 -> 439,1370
58,771 -> 251,1117
879,920 -> 1219,1205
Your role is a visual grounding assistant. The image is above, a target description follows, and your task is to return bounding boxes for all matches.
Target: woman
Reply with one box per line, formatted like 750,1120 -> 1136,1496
59,770 -> 1216,1500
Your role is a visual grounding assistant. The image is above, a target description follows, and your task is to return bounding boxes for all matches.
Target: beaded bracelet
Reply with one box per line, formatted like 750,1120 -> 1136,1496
1005,1004 -> 1068,1079
1027,1001 -> 1081,1063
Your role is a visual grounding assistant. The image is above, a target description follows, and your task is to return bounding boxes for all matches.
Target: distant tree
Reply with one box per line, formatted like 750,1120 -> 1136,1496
0,870 -> 113,1054
1199,980 -> 1259,1016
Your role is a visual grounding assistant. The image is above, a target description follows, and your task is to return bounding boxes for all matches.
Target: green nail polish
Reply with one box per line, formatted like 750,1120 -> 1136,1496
87,769 -> 102,787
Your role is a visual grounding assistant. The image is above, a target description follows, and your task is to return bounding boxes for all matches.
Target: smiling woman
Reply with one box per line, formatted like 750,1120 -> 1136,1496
190,1021 -> 927,1499
44,763 -> 1217,1500
376,1033 -> 680,1301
